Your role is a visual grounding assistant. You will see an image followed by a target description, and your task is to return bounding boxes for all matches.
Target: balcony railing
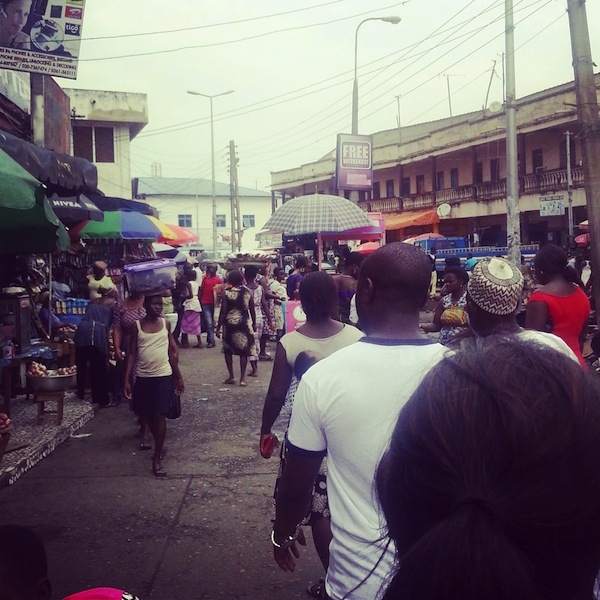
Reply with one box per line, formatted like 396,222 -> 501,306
357,166 -> 584,213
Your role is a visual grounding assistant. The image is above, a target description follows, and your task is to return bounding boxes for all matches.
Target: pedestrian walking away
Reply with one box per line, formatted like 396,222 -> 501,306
260,271 -> 363,598
215,269 -> 256,387
271,242 -> 446,600
199,263 -> 223,348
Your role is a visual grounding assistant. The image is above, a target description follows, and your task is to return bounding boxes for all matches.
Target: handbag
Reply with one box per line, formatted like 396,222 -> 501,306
166,391 -> 181,419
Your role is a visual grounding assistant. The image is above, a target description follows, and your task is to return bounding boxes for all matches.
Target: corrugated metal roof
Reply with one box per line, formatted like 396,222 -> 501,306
133,177 -> 271,198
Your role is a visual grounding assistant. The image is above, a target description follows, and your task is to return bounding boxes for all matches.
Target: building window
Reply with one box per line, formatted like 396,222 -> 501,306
242,214 -> 255,228
401,177 -> 410,196
372,181 -> 381,199
532,148 -> 544,173
416,174 -> 425,195
450,168 -> 459,189
474,162 -> 483,184
385,179 -> 395,198
490,158 -> 500,182
73,125 -> 115,163
559,137 -> 576,170
216,214 -> 227,228
436,171 -> 445,191
178,214 -> 192,228
73,127 -> 93,162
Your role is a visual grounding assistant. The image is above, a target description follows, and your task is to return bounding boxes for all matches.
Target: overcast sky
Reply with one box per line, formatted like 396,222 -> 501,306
61,0 -> 600,193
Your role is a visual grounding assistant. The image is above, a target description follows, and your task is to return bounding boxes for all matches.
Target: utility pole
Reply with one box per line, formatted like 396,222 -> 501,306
229,140 -> 241,253
505,0 -> 521,266
567,0 -> 600,311
565,130 -> 574,239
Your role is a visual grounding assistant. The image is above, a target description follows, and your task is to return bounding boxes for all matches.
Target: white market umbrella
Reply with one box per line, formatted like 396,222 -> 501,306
261,194 -> 372,236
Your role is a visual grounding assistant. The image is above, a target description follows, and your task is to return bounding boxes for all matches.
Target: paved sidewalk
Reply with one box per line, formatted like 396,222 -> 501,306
0,390 -> 94,489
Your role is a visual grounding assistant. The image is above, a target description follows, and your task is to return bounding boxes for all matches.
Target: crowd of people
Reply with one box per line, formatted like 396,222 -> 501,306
5,241 -> 600,600
260,242 -> 600,600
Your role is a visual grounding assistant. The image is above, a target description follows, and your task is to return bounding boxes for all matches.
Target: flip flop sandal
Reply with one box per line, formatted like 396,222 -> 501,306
306,579 -> 325,599
223,378 -> 236,385
139,441 -> 152,451
239,381 -> 247,387
152,465 -> 167,477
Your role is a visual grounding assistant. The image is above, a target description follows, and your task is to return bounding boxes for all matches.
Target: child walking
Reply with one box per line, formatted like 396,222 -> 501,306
124,294 -> 184,477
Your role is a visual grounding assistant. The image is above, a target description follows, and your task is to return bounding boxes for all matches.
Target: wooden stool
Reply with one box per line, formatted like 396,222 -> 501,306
35,391 -> 64,425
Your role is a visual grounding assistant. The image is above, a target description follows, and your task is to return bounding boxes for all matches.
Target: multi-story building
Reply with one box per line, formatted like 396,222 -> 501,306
66,88 -> 148,199
271,76 -> 595,248
132,177 -> 273,255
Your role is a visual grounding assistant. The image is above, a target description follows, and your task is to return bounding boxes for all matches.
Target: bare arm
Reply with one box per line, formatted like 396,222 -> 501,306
260,343 -> 293,448
420,300 -> 444,333
216,293 -> 228,333
123,325 -> 139,400
249,293 -> 257,330
273,451 -> 322,571
166,320 -> 184,394
525,301 -> 550,331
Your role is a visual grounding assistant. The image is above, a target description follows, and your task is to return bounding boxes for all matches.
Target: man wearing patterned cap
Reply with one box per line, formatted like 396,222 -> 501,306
466,257 -> 578,360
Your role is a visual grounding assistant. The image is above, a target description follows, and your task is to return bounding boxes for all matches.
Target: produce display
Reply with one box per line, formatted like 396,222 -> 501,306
27,362 -> 77,377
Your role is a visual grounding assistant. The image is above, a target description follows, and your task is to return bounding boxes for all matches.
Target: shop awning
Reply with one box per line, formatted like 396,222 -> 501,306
383,208 -> 440,231
89,194 -> 157,216
48,193 -> 103,224
0,130 -> 98,196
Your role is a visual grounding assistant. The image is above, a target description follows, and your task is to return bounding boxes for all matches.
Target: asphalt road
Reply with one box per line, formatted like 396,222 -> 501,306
0,340 -> 322,600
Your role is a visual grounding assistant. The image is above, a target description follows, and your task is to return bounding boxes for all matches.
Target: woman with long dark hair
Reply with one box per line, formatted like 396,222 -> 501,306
526,244 -> 590,365
376,336 -> 600,600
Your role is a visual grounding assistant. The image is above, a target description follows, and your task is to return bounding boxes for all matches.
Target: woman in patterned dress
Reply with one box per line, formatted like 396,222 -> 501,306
215,269 -> 256,387
420,267 -> 470,345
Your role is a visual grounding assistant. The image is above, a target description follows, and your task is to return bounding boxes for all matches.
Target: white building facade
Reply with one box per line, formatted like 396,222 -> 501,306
132,177 -> 273,255
66,88 -> 148,199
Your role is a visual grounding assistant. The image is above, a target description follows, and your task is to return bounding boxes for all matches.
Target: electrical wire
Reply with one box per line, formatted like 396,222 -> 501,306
79,2 -> 405,62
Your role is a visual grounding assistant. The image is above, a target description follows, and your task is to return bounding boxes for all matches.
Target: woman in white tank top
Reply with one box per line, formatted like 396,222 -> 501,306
124,294 -> 184,477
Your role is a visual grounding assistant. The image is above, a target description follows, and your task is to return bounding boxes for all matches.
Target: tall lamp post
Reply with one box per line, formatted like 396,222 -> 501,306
351,16 -> 401,135
187,89 -> 234,257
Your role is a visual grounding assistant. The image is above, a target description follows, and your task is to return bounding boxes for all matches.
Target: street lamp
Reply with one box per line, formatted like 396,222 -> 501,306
187,89 -> 234,257
352,16 -> 401,135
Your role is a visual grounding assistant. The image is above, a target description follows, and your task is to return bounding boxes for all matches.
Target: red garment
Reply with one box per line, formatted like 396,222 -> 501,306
200,275 -> 223,304
529,287 -> 590,366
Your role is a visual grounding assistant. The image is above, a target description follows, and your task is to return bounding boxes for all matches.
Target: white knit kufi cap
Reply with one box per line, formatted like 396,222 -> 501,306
467,257 -> 524,315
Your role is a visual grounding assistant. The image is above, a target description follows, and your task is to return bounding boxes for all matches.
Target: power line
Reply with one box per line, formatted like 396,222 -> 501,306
79,2 -> 404,62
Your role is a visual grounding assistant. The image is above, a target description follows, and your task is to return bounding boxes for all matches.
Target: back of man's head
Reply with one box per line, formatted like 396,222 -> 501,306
0,524 -> 51,600
358,243 -> 431,314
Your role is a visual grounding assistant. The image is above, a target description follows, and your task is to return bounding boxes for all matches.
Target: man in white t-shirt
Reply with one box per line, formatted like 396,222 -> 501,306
271,243 -> 446,600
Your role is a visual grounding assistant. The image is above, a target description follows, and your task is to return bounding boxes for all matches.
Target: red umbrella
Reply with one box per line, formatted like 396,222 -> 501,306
356,241 -> 381,255
575,233 -> 590,247
159,223 -> 199,246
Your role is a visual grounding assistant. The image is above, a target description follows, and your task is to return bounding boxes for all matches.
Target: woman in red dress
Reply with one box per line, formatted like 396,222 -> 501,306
525,244 -> 590,366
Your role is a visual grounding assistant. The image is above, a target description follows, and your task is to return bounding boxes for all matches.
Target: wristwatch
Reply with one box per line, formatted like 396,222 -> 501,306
271,527 -> 300,550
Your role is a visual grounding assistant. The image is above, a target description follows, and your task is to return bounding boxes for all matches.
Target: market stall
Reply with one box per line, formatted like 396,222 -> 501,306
258,194 -> 374,270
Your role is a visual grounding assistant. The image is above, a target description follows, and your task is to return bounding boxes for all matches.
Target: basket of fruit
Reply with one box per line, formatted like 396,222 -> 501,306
26,362 -> 77,392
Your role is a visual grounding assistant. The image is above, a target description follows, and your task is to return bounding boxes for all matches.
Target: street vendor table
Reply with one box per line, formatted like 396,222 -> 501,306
0,345 -> 55,417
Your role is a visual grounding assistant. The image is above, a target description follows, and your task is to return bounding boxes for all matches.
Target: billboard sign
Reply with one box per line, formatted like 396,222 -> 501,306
539,195 -> 564,217
0,0 -> 86,80
336,133 -> 373,191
